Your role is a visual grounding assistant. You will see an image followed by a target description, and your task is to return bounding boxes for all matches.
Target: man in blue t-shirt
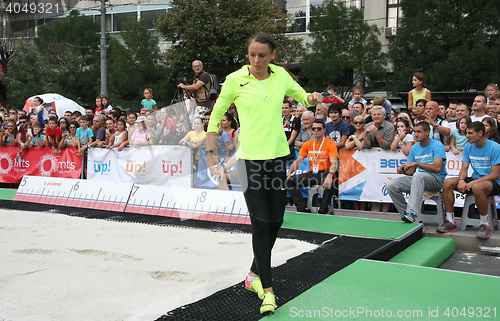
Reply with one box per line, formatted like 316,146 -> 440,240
324,103 -> 349,149
386,121 -> 447,223
439,121 -> 500,239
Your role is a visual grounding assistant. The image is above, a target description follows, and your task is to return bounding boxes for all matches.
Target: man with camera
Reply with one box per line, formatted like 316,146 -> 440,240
177,60 -> 213,112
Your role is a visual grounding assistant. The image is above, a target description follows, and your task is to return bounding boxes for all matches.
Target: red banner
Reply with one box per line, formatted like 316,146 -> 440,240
0,146 -> 82,183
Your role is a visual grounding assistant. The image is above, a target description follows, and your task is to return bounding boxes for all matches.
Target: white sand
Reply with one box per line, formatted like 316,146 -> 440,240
0,209 -> 316,321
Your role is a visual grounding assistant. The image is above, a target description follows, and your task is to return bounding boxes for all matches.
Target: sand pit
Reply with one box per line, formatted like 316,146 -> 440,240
0,209 -> 316,321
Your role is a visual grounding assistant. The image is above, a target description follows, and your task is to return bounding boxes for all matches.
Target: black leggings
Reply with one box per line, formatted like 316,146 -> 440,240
238,158 -> 286,289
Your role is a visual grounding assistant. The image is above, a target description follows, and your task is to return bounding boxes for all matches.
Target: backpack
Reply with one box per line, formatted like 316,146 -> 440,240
204,73 -> 219,101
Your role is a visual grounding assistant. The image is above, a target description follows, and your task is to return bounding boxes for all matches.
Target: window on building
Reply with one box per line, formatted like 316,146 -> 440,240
140,10 -> 165,30
387,0 -> 401,28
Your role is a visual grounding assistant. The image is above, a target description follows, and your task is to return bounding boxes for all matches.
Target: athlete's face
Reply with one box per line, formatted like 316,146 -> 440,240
248,41 -> 276,75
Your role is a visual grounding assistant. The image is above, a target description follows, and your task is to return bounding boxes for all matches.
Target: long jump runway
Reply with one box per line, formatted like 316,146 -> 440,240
1,191 -> 498,320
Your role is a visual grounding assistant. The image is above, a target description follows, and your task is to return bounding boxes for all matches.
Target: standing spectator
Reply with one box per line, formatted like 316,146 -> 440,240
94,96 -> 103,115
105,118 -> 117,145
390,118 -> 414,156
59,121 -> 79,150
29,123 -> 45,148
348,86 -> 367,110
90,115 -> 106,147
146,113 -> 161,144
296,105 -> 306,119
44,117 -> 62,155
178,60 -> 214,117
439,121 -> 500,238
387,121 -> 446,224
470,94 -> 489,122
16,115 -> 31,160
449,115 -> 471,155
446,100 -> 458,122
8,108 -> 18,123
363,106 -> 395,150
325,103 -> 349,149
64,111 -> 73,123
438,104 -> 447,120
282,100 -> 301,160
423,101 -> 451,144
408,72 -> 431,111
322,84 -> 345,106
141,88 -> 158,112
76,115 -> 94,178
100,96 -> 112,115
411,99 -> 427,122
58,118 -> 68,133
0,120 -> 18,147
107,119 -> 128,151
345,115 -> 367,211
179,117 -> 206,161
221,112 -> 239,155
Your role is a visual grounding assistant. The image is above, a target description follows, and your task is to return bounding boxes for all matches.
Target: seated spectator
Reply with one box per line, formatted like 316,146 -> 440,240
390,118 -> 414,156
439,121 -> 500,239
363,106 -> 395,150
130,116 -> 152,147
0,120 -> 19,147
28,123 -> 45,148
325,103 -> 349,149
90,115 -> 107,147
44,117 -> 62,155
294,110 -> 314,149
286,119 -> 338,214
449,115 -> 471,154
482,117 -> 500,143
107,119 -> 128,151
386,121 -> 447,223
423,101 -> 451,145
59,121 -> 79,150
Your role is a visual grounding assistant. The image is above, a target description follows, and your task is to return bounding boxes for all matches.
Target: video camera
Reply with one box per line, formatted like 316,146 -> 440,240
169,71 -> 188,85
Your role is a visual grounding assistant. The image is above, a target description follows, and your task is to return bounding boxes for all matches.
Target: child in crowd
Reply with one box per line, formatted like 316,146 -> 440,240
484,83 -> 499,106
482,117 -> 500,143
101,96 -> 113,115
45,117 -> 63,155
0,120 -> 19,147
390,118 -> 414,156
76,115 -> 94,178
449,115 -> 471,155
408,72 -> 431,110
94,96 -> 103,115
348,86 -> 367,110
29,123 -> 45,148
141,88 -> 158,112
322,84 -> 345,105
107,119 -> 128,151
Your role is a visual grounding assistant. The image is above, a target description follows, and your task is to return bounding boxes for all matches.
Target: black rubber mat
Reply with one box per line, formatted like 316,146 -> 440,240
157,236 -> 392,320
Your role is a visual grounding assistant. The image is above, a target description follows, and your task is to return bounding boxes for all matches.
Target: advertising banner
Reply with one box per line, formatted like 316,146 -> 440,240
88,145 -> 192,187
0,146 -> 82,183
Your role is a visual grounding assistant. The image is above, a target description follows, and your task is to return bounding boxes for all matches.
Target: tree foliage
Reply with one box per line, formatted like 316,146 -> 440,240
300,1 -> 387,92
389,0 -> 500,93
108,18 -> 170,109
155,0 -> 303,82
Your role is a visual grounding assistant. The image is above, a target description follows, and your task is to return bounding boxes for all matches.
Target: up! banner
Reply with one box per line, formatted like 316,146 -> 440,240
87,145 -> 192,187
0,146 -> 82,183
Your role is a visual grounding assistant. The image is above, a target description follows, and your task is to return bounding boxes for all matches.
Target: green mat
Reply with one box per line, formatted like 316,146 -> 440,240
270,259 -> 500,320
0,188 -> 16,200
283,212 -> 419,240
389,237 -> 455,267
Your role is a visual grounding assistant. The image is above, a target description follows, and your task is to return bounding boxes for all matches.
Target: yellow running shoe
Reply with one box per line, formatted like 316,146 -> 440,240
260,292 -> 277,316
245,276 -> 264,299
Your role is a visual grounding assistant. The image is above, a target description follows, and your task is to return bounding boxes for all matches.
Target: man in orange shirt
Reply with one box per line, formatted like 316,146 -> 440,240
286,119 -> 339,214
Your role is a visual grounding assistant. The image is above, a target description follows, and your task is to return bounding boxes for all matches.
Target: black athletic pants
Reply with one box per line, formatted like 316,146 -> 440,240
238,158 -> 286,289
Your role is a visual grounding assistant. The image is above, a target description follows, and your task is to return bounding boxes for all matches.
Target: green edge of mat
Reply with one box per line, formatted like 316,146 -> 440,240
269,259 -> 500,320
283,211 -> 417,239
389,237 -> 455,267
0,188 -> 16,200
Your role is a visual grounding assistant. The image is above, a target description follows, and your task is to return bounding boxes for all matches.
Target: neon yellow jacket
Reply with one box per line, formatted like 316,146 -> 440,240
207,64 -> 311,160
